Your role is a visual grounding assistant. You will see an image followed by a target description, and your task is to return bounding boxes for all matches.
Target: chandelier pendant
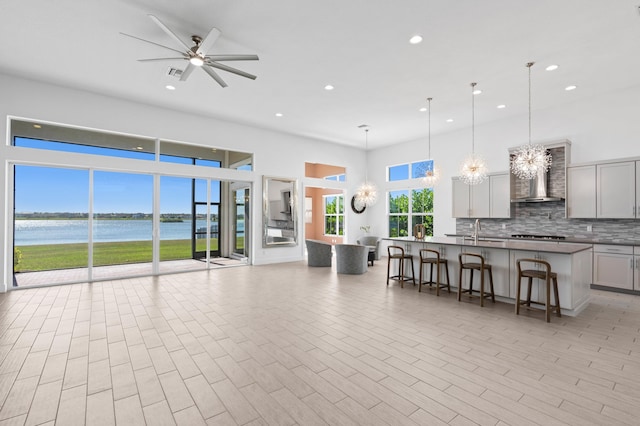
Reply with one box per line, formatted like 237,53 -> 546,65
355,126 -> 378,207
422,97 -> 441,187
459,82 -> 488,185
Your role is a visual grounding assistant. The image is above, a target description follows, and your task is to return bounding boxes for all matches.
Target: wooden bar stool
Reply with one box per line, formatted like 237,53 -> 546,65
457,252 -> 495,307
418,248 -> 450,296
515,258 -> 561,323
386,245 -> 415,288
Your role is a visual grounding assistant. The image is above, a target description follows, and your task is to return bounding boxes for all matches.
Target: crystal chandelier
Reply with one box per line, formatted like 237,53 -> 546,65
459,82 -> 488,185
510,62 -> 552,180
355,126 -> 378,207
422,97 -> 441,187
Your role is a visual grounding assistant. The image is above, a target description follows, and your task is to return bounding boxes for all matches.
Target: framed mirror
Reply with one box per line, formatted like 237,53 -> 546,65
263,176 -> 297,247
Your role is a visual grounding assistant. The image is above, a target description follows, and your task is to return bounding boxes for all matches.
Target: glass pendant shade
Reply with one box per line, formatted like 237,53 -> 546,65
510,144 -> 552,179
511,62 -> 552,179
355,182 -> 378,207
422,164 -> 441,187
459,153 -> 488,185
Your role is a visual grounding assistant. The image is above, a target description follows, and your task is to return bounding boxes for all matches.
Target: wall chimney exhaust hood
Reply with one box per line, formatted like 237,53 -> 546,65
509,141 -> 570,204
511,166 -> 563,203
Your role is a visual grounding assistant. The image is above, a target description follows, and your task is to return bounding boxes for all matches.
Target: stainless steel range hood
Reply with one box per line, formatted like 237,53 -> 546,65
511,167 -> 564,203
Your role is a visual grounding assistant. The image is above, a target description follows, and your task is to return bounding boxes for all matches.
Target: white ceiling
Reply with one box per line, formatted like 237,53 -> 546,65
1,0 -> 639,149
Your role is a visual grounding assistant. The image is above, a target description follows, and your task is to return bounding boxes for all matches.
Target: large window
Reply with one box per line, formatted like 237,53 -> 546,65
388,188 -> 433,237
323,195 -> 344,236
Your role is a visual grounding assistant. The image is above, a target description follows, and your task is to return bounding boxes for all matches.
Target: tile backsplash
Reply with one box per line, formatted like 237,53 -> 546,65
455,201 -> 640,244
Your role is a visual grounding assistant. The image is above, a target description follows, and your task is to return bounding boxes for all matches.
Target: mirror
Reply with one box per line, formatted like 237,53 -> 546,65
263,176 -> 297,247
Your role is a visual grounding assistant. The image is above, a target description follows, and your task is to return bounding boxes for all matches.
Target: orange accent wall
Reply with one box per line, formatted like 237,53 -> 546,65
304,162 -> 346,179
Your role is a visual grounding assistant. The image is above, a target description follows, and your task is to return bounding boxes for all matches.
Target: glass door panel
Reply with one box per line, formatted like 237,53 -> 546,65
13,165 -> 89,287
92,171 -> 153,280
159,176 -> 205,273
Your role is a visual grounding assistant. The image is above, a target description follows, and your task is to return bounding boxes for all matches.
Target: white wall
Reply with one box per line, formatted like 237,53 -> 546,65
0,73 -> 369,291
368,84 -> 640,239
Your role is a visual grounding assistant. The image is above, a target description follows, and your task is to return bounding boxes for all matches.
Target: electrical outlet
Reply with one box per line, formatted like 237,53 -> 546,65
587,225 -> 593,232
501,223 -> 506,230
469,223 -> 473,229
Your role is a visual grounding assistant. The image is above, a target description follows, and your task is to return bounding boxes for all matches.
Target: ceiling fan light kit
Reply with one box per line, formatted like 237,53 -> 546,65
122,14 -> 259,88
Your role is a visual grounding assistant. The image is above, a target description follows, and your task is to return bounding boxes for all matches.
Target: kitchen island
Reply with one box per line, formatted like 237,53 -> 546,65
384,236 -> 593,316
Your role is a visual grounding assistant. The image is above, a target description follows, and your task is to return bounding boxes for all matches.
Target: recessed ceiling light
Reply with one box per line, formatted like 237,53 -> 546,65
409,35 -> 423,44
165,85 -> 176,90
33,124 -> 42,129
473,89 -> 482,95
446,118 -> 454,123
135,146 -> 143,150
545,64 -> 559,71
275,113 -> 283,117
497,104 -> 506,109
324,84 -> 334,91
565,85 -> 577,91
419,107 -> 427,112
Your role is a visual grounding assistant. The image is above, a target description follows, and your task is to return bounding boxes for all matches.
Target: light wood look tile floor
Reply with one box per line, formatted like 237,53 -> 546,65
1,260 -> 639,425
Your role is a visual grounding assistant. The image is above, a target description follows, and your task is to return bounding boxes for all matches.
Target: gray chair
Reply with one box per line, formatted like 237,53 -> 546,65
335,244 -> 368,274
357,236 -> 381,264
305,239 -> 332,267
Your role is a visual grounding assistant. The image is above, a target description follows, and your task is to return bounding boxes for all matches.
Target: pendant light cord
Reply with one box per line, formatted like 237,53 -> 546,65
470,82 -> 476,154
527,62 -> 534,146
365,128 -> 369,182
427,98 -> 432,158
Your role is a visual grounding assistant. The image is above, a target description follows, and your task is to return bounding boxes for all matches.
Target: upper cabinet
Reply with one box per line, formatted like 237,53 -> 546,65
452,173 -> 509,218
597,161 -> 636,218
567,159 -> 640,219
566,165 -> 596,218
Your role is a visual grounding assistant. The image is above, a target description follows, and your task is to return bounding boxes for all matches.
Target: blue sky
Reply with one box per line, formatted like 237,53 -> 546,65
14,138 -> 221,213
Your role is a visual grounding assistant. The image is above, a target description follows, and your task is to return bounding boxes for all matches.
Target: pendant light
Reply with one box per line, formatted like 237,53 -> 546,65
355,125 -> 378,207
422,97 -> 441,187
459,82 -> 488,185
510,62 -> 552,179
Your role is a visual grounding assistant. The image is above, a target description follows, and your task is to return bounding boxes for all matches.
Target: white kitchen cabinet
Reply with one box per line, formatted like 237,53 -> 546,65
635,247 -> 640,291
459,246 -> 510,298
592,245 -> 634,290
566,165 -> 596,218
489,173 -> 511,218
451,175 -> 492,218
596,161 -> 636,218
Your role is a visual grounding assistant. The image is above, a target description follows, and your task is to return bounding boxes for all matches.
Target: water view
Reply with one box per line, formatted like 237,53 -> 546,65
13,219 -> 239,245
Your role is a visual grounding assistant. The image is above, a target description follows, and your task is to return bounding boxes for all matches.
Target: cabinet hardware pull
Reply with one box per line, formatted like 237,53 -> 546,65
631,258 -> 634,269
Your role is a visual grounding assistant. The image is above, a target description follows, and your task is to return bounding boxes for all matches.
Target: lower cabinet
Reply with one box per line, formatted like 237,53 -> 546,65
593,245 -> 634,290
458,246 -> 510,298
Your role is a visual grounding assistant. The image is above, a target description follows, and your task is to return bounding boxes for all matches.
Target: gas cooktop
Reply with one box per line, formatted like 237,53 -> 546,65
511,234 -> 566,241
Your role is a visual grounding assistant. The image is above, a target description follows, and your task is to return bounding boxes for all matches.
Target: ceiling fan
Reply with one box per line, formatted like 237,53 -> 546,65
121,14 -> 258,88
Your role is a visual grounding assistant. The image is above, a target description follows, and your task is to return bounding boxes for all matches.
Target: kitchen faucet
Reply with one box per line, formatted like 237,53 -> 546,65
473,219 -> 481,244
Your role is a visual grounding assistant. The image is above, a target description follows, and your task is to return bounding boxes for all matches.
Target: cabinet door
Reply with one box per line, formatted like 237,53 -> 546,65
567,165 -> 596,218
593,252 -> 634,290
489,173 -> 511,218
597,162 -> 636,218
635,256 -> 640,291
470,179 -> 490,218
452,178 -> 470,218
636,161 -> 640,218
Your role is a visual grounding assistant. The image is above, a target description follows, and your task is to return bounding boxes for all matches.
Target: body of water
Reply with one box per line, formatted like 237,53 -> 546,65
14,219 -> 243,245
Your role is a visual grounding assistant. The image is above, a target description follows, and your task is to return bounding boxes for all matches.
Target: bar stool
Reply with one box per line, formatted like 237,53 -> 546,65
457,252 -> 495,307
418,248 -> 450,296
515,258 -> 561,323
386,245 -> 415,288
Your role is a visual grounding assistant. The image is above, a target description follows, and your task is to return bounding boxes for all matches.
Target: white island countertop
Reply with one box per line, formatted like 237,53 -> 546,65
384,236 -> 592,255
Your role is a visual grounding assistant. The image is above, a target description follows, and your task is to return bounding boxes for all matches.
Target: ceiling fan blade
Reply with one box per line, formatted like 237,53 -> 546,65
202,66 -> 228,87
206,62 -> 257,80
205,54 -> 259,61
137,57 -> 186,62
196,27 -> 221,55
148,14 -> 191,52
120,32 -> 185,55
179,63 -> 196,81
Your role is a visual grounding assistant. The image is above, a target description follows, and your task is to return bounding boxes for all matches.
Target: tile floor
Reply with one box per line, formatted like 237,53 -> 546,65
1,260 -> 639,425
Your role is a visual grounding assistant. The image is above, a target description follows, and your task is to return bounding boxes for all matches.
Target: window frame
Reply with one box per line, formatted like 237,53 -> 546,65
387,187 -> 434,238
323,194 -> 345,236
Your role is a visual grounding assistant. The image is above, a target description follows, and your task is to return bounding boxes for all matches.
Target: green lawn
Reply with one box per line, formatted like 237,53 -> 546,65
14,238 -> 243,272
